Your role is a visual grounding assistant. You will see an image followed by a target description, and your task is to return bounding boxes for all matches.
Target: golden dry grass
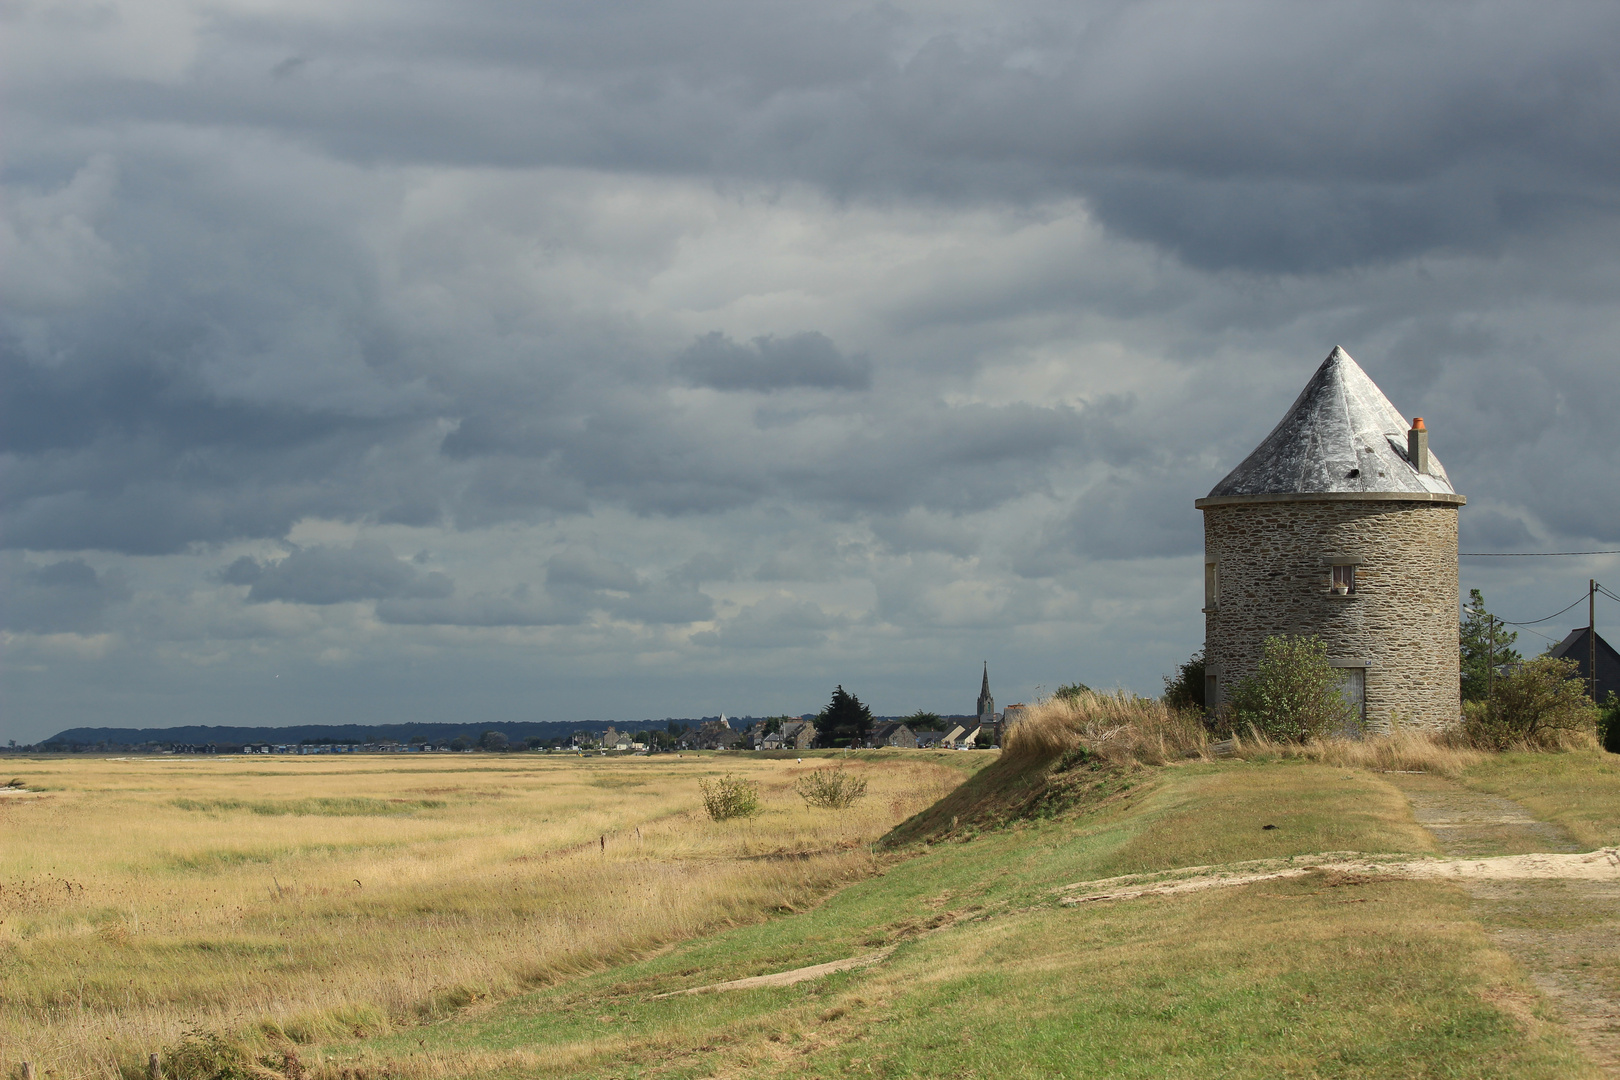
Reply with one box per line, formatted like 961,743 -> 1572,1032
0,750 -> 965,1080
1002,690 -> 1207,766
1229,727 -> 1488,777
1006,690 -> 1491,777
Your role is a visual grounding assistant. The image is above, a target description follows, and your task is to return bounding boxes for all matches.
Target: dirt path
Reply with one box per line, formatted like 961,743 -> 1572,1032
650,948 -> 895,999
1057,848 -> 1620,905
1386,773 -> 1620,1076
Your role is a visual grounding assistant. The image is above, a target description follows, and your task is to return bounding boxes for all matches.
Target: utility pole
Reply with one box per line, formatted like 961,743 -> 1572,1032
1487,615 -> 1495,705
1592,579 -> 1599,702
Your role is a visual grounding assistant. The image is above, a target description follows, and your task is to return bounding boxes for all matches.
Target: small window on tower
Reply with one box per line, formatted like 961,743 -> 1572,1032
1332,564 -> 1355,594
1204,561 -> 1219,610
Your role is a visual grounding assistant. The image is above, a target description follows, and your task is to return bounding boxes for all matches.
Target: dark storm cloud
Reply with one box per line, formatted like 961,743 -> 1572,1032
6,0 -> 1620,746
674,332 -> 871,391
226,542 -> 453,605
0,177 -> 432,555
0,555 -> 130,634
25,2 -> 1620,273
9,1 -> 1620,562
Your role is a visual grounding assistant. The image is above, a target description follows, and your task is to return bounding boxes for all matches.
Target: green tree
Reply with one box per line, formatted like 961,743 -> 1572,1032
1054,682 -> 1092,703
1461,657 -> 1598,749
1162,649 -> 1206,711
905,709 -> 943,729
1460,589 -> 1520,703
479,730 -> 509,752
817,685 -> 873,748
1224,635 -> 1357,741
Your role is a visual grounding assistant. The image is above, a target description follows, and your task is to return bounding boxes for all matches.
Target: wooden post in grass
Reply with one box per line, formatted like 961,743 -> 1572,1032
148,1052 -> 162,1079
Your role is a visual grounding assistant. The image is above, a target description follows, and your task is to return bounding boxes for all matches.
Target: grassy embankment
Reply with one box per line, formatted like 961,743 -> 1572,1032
12,715 -> 1620,1080
296,707 -> 1600,1080
0,751 -> 970,1079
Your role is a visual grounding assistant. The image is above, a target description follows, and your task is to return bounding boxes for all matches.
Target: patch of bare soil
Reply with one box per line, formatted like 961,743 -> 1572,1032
1056,848 -> 1620,905
649,949 -> 895,998
1386,773 -> 1620,1076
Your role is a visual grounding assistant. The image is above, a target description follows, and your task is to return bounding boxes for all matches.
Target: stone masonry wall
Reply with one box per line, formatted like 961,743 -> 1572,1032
1203,499 -> 1460,731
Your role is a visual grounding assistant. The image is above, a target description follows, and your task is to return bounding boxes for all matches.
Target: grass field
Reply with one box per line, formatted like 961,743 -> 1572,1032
9,746 -> 1619,1079
0,750 -> 974,1079
308,755 -> 1591,1080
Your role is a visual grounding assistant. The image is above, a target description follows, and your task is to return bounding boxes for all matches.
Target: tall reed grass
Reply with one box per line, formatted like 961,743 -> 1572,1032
1003,690 -> 1207,766
1004,689 -> 1490,777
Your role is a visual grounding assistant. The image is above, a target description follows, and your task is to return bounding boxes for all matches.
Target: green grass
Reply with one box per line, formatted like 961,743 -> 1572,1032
306,757 -> 1590,1080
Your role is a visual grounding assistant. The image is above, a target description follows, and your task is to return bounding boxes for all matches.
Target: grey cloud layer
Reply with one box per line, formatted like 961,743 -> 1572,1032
3,0 -> 1620,739
223,542 -> 452,605
0,555 -> 130,634
23,3 -> 1620,272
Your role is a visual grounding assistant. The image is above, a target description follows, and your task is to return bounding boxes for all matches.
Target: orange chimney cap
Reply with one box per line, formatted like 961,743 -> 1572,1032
1411,417 -> 1426,430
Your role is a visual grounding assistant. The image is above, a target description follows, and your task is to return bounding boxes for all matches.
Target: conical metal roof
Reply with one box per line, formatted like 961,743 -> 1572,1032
1200,347 -> 1462,504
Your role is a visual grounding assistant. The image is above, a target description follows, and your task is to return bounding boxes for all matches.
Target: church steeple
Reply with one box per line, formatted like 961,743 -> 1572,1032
977,662 -> 994,725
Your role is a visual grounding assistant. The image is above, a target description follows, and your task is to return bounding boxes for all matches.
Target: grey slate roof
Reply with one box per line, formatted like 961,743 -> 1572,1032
1205,347 -> 1458,500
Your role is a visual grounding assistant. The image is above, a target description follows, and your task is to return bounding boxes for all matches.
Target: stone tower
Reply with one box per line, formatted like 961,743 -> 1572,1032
1196,347 -> 1465,731
977,663 -> 995,726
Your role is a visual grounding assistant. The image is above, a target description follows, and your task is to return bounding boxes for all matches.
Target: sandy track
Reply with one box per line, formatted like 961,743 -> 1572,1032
650,948 -> 896,998
1058,848 -> 1620,905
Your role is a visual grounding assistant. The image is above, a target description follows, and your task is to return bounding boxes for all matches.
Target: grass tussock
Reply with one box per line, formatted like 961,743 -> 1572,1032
1006,690 -> 1504,778
1003,690 -> 1207,767
881,690 -> 1183,847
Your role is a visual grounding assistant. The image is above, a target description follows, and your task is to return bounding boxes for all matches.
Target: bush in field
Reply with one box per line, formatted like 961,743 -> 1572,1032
1602,692 -> 1620,754
698,773 -> 761,820
796,766 -> 869,809
157,1028 -> 254,1080
1161,649 -> 1206,712
1224,635 -> 1357,742
1459,657 -> 1598,750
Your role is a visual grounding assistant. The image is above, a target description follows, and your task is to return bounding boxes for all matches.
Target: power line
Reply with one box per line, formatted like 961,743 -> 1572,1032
1499,594 -> 1590,627
1461,550 -> 1620,556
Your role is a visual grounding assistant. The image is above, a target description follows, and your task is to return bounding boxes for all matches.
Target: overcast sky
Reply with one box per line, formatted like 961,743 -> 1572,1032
4,1 -> 1620,742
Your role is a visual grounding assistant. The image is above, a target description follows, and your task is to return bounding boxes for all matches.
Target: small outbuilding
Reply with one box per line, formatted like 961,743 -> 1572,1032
1547,627 -> 1620,704
1197,347 -> 1465,732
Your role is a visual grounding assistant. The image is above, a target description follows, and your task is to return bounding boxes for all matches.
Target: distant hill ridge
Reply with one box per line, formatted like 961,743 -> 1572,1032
42,713 -> 977,748
49,720 -> 658,747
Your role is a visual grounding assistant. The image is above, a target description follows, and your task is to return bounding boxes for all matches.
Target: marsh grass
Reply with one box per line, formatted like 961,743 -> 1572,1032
0,751 -> 967,1080
171,796 -> 448,816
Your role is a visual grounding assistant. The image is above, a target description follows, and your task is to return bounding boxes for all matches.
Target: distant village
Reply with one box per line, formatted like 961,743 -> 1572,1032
9,667 -> 1031,756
